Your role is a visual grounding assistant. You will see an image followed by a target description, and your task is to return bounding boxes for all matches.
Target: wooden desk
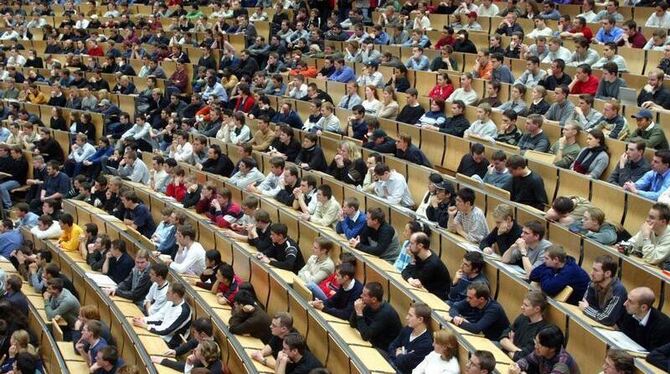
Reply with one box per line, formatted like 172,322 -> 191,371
561,303 -> 613,330
465,336 -> 514,365
412,289 -> 450,313
234,335 -> 266,349
138,334 -> 171,355
315,309 -> 348,324
65,360 -> 90,373
195,290 -> 230,310
272,268 -> 296,285
334,326 -> 372,347
115,301 -> 143,317
244,349 -> 275,373
57,342 -> 84,362
215,308 -> 232,324
349,346 -> 396,373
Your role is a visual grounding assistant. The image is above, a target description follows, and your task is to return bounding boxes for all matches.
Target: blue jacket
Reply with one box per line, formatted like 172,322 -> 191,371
272,111 -> 304,130
335,211 -> 367,239
88,146 -> 114,165
449,298 -> 510,340
329,66 -> 355,83
529,256 -> 590,305
388,327 -> 434,374
323,280 -> 363,320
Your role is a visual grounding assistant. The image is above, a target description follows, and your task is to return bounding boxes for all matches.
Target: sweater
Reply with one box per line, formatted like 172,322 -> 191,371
448,298 -> 510,340
335,211 -> 367,239
115,266 -> 152,302
349,302 -> 403,350
396,104 -> 425,125
323,280 -> 364,320
618,308 -> 670,351
448,272 -> 488,305
228,306 -> 273,344
298,255 -> 335,284
356,223 -> 401,263
504,171 -> 549,210
401,251 -> 451,300
479,221 -> 522,255
263,238 -> 304,273
529,257 -> 590,305
500,315 -> 549,361
412,352 -> 459,374
146,300 -> 192,345
388,327 -> 433,374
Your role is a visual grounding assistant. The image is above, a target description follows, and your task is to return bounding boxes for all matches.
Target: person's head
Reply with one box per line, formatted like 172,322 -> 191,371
405,303 -> 431,331
501,110 -> 518,132
366,207 -> 386,229
586,128 -> 607,150
462,251 -> 484,277
507,155 -> 528,177
591,255 -> 618,284
269,223 -> 288,244
648,202 -> 670,233
82,320 -> 103,342
522,289 -> 547,318
46,277 -> 64,297
451,100 -> 466,116
602,15 -> 616,31
361,281 -> 383,307
527,56 -> 541,73
603,349 -> 635,374
470,143 -> 486,164
651,150 -> 670,174
176,224 -> 196,246
631,109 -> 654,131
582,207 -> 606,233
409,232 -> 430,257
521,220 -> 545,245
534,325 -> 564,359
543,245 -> 567,270
511,83 -> 526,100
476,103 -> 491,121
466,282 -> 491,309
150,263 -> 168,284
455,187 -> 476,213
466,350 -> 496,374
525,114 -> 544,135
282,333 -> 308,362
271,312 -> 293,338
167,282 -> 186,302
624,140 -> 646,163
133,249 -> 150,272
623,286 -> 656,320
554,85 -> 569,103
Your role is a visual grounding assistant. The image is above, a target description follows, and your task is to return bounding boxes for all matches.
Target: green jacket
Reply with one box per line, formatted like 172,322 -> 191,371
631,124 -> 669,150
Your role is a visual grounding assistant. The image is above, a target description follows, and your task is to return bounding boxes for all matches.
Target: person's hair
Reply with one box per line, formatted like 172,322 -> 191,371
340,251 -> 357,266
585,207 -> 605,226
655,149 -> 670,166
595,255 -> 618,277
526,290 -> 548,313
467,282 -> 490,299
653,202 -> 670,222
6,275 -> 21,292
546,245 -> 567,263
507,155 -> 527,169
433,330 -> 458,359
14,202 -> 30,214
283,333 -> 307,354
338,262 -> 355,279
464,251 -> 484,273
551,196 -> 575,215
270,156 -> 285,169
152,263 -> 169,279
255,210 -> 271,224
205,249 -> 222,266
528,56 -> 540,65
470,143 -> 485,155
242,196 -> 259,209
274,312 -> 293,329
317,184 -> 333,200
411,303 -> 432,327
491,150 -> 507,162
492,204 -> 514,221
314,237 -> 334,254
606,349 -> 635,374
47,277 -> 64,292
366,207 -> 386,225
38,249 -> 52,264
15,352 -> 39,374
343,197 -> 360,211
473,350 -> 496,373
111,239 -> 126,253
364,281 -> 384,301
602,61 -> 618,75
537,324 -> 564,351
198,340 -> 220,364
457,187 -> 475,206
524,220 -> 546,240
528,113 -> 544,128
270,223 -> 288,237
577,63 -> 592,75
79,305 -> 101,321
170,282 -> 186,298
414,232 -> 431,249
85,320 -> 103,338
477,102 -> 492,115
99,346 -> 119,365
177,224 -> 196,240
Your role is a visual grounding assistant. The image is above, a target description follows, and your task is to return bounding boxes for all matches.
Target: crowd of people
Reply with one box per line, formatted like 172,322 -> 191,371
0,0 -> 670,373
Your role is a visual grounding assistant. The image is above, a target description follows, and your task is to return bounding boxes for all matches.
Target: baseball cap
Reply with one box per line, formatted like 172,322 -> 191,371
631,109 -> 653,120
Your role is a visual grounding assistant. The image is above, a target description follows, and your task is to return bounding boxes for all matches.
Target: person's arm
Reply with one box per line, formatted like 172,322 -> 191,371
641,230 -> 670,265
268,247 -> 297,271
356,226 -> 394,256
529,264 -> 569,296
647,342 -> 670,372
588,153 -> 609,179
459,304 -> 506,334
170,249 -> 202,274
148,303 -> 191,336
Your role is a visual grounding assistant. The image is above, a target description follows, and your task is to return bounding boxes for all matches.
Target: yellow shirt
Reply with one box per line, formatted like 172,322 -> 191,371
58,224 -> 83,251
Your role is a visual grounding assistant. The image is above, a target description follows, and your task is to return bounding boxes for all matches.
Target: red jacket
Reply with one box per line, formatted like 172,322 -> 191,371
216,275 -> 243,304
166,182 -> 187,202
206,201 -> 243,229
195,195 -> 214,214
571,75 -> 599,96
234,95 -> 255,113
428,83 -> 455,102
87,46 -> 104,57
318,272 -> 341,299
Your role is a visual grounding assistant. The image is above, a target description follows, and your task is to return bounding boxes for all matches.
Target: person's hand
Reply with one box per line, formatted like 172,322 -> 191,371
298,212 -> 310,221
508,363 -> 522,374
619,152 -> 628,169
251,350 -> 265,362
483,247 -> 494,255
242,304 -> 255,313
277,351 -> 289,366
408,278 -> 422,288
150,356 -> 164,364
452,316 -> 464,326
640,221 -> 653,239
310,299 -> 324,310
578,299 -> 589,311
354,298 -> 365,315
349,235 -> 360,248
448,206 -> 458,217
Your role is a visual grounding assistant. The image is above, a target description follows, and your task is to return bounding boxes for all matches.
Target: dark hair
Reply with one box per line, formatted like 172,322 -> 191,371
270,223 -> 288,237
595,254 -> 618,276
552,196 -> 575,215
524,220 -> 546,240
205,250 -> 222,266
152,263 -> 169,279
366,207 -> 386,224
219,262 -> 235,282
464,251 -> 484,273
457,187 -> 475,205
537,324 -> 564,351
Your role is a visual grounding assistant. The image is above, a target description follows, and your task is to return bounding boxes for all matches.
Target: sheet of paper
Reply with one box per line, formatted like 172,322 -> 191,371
595,328 -> 648,353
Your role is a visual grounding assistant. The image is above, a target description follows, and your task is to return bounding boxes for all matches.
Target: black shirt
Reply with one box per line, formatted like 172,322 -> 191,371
504,171 -> 549,211
457,154 -> 489,179
638,86 -> 670,110
401,251 -> 451,300
285,350 -> 323,374
396,104 -> 425,125
540,73 -> 572,91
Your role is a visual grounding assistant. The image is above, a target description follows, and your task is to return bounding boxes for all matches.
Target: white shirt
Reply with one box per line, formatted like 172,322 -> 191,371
144,281 -> 169,316
171,242 -> 206,275
412,352 -> 460,374
374,171 -> 415,208
646,12 -> 670,28
30,222 -> 63,240
171,142 -> 193,162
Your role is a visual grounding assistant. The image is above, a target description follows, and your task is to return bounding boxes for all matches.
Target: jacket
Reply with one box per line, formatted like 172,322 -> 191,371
529,256 -> 590,305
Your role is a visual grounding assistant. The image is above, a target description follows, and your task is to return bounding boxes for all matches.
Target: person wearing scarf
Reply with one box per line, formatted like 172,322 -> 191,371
571,129 -> 610,179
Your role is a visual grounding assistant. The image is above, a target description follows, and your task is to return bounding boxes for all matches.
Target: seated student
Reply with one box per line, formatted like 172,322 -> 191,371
401,232 -> 451,299
165,224 -> 206,276
328,140 -> 367,187
624,150 -> 670,201
446,282 -> 510,340
463,103 -> 497,141
504,155 -> 549,211
549,122 -> 583,169
501,220 -> 553,278
423,100 -> 470,138
295,133 -> 327,172
418,99 -> 447,129
395,88 -> 426,125
349,281 -> 402,350
626,203 -> 670,266
297,237 -> 335,286
144,263 -> 170,317
44,278 -> 81,339
228,290 -> 273,343
607,140 -> 651,187
310,259 -> 363,318
480,204 -> 521,256
425,180 -> 456,228
412,329 -> 460,374
102,239 -> 134,284
249,312 -> 296,370
151,318 -> 214,371
395,133 -> 431,167
394,220 -> 431,273
447,187 -> 489,243
196,251 -> 224,292
336,197 -> 367,240
298,185 -> 340,228
415,174 -> 445,221
349,207 -> 401,263
372,163 -> 415,209
120,191 -> 156,238
638,69 -> 670,111
517,114 -> 550,153
3,275 -> 28,316
246,156 -> 286,198
629,109 -> 669,151
268,124 -> 301,163
209,263 -> 242,306
457,143 -> 489,180
482,151 -> 513,188
618,287 -> 670,352
527,85 -> 551,116
91,345 -> 124,374
276,332 -> 323,373
448,251 -> 488,305
228,157 -> 266,189
569,207 -> 618,245
499,290 -> 549,361
75,320 -> 108,367
388,303 -> 434,374
56,213 -> 83,252
42,262 -> 80,300
151,207 -> 176,254
544,85 -> 575,126
579,255 -> 627,326
509,325 -> 580,374
529,245 -> 590,305
292,175 -> 318,217
107,249 -> 152,304
365,129 -> 397,154
15,203 -> 39,230
496,84 -> 527,115
495,110 -> 522,147
257,223 -> 304,274
207,187 -> 244,229
132,283 -> 192,349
